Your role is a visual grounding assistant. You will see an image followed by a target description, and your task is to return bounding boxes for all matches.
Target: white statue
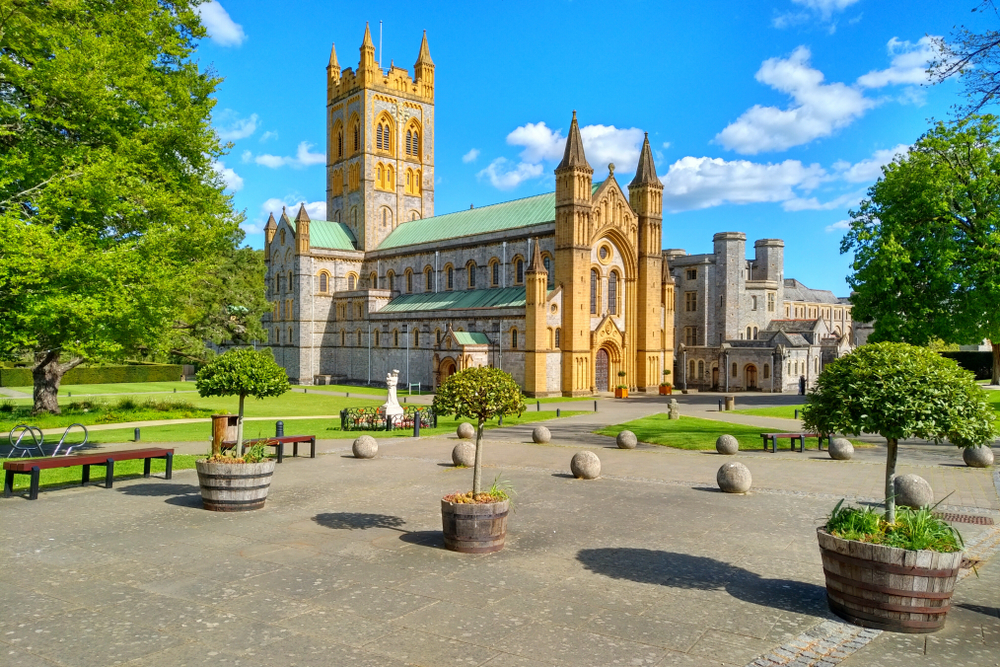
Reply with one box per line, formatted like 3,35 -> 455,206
382,369 -> 404,424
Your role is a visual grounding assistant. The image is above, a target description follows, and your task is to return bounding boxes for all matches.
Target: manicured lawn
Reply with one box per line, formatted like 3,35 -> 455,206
88,410 -> 588,445
4,381 -> 195,397
3,454 -> 201,492
596,414 -> 773,450
0,398 -> 214,433
535,396 -> 599,404
730,404 -> 803,419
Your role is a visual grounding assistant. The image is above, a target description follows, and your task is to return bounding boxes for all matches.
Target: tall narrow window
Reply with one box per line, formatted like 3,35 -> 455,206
394,330 -> 399,347
319,273 -> 328,292
337,131 -> 343,158
697,360 -> 705,379
746,326 -> 752,340
590,269 -> 598,314
425,267 -> 433,292
370,272 -> 377,289
554,328 -> 561,348
515,259 -> 524,284
386,271 -> 394,291
446,266 -> 454,290
405,271 -> 413,293
732,362 -> 738,377
608,271 -> 618,315
374,330 -> 379,347
376,124 -> 383,150
406,130 -> 412,155
348,274 -> 356,290
413,329 -> 419,346
353,123 -> 359,151
412,131 -> 419,155
512,329 -> 518,349
467,262 -> 477,288
763,363 -> 770,379
491,261 -> 500,287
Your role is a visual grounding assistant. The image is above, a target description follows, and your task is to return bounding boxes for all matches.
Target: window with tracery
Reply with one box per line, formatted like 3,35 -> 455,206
608,271 -> 618,315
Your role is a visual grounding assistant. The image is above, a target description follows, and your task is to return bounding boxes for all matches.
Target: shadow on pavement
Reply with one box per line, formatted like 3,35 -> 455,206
577,547 -> 827,617
117,482 -> 202,507
312,512 -> 407,531
398,530 -> 445,548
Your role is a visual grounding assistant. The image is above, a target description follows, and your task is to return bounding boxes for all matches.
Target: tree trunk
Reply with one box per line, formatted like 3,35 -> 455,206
885,437 -> 898,524
236,393 -> 246,458
472,420 -> 485,495
31,350 -> 85,415
991,339 -> 999,386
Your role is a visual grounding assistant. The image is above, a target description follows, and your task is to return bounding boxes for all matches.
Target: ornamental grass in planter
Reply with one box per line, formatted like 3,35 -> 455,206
803,342 -> 995,632
194,348 -> 290,512
432,367 -> 525,554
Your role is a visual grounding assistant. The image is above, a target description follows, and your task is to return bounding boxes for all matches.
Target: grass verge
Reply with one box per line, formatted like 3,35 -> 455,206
730,404 -> 803,419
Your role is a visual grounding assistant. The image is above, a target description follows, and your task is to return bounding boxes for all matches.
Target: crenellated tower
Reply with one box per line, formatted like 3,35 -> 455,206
326,26 -> 435,251
628,134 -> 665,389
555,111 -> 595,396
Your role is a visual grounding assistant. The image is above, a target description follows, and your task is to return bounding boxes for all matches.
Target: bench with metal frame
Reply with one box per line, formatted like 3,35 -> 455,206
3,447 -> 174,500
760,432 -> 831,453
221,435 -> 316,464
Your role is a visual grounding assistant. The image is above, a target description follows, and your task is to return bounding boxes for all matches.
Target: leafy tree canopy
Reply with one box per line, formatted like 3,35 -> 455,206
842,115 -> 1000,382
432,367 -> 526,426
0,0 -> 258,413
195,348 -> 291,402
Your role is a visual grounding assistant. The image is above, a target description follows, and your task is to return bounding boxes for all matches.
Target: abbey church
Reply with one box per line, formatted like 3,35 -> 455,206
264,26 -> 853,395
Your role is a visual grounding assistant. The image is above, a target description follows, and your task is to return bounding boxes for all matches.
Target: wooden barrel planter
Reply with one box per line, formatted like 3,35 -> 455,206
196,459 -> 276,512
441,498 -> 509,554
817,528 -> 962,633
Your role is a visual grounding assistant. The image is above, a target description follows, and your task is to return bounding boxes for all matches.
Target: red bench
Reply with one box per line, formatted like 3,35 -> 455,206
3,447 -> 174,500
221,435 -> 315,464
760,433 -> 830,453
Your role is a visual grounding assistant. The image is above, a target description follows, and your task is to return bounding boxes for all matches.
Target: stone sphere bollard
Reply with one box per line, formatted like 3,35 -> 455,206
828,438 -> 854,461
452,442 -> 476,467
532,426 -> 551,444
352,435 -> 378,459
457,422 -> 475,440
963,445 -> 995,468
894,474 -> 933,508
616,430 -> 638,449
571,451 -> 601,479
715,435 -> 739,455
717,462 -> 752,493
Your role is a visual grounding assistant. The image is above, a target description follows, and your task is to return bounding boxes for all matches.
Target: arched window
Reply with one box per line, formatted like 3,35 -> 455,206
337,130 -> 343,158
375,119 -> 392,153
376,123 -> 384,150
386,270 -> 395,292
319,272 -> 329,293
352,122 -> 360,152
746,326 -> 752,340
394,330 -> 399,347
555,328 -> 561,348
511,328 -> 518,349
467,261 -> 477,288
689,359 -> 696,378
381,207 -> 392,228
410,210 -> 419,221
608,271 -> 618,315
763,363 -> 770,379
288,327 -> 293,343
288,270 -> 293,290
405,270 -> 413,293
445,265 -> 454,290
514,258 -> 524,284
425,267 -> 433,292
357,330 -> 362,346
413,329 -> 420,347
405,129 -> 412,155
377,163 -> 384,187
753,327 -> 758,339
341,330 -> 345,346
590,269 -> 599,314
374,330 -> 380,347
435,329 -> 442,345
732,362 -> 738,377
370,272 -> 378,289
386,165 -> 394,189
348,274 -> 356,290
490,260 -> 500,287
697,360 -> 705,379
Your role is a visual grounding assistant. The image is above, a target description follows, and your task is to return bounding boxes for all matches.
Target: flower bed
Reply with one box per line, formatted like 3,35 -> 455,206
339,405 -> 436,431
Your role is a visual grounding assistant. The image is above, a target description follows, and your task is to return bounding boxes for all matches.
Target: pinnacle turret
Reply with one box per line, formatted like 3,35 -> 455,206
264,212 -> 277,231
527,238 -> 544,272
328,43 -> 339,72
360,23 -> 375,69
415,30 -> 434,67
294,203 -> 311,224
556,111 -> 590,171
630,133 -> 659,187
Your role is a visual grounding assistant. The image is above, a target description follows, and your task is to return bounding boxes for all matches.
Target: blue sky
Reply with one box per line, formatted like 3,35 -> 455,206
196,0 -> 981,296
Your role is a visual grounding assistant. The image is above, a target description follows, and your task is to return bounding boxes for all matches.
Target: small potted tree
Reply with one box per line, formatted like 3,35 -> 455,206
615,370 -> 628,398
659,369 -> 672,396
194,348 -> 291,511
432,366 -> 525,553
803,342 -> 996,632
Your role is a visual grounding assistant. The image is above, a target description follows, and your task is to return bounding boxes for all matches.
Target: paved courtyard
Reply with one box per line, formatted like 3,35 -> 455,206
2,394 -> 999,666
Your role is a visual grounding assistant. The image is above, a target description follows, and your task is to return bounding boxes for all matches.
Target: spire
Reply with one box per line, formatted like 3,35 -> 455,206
294,203 -> 311,224
415,30 -> 434,67
264,212 -> 277,231
279,206 -> 291,224
360,23 -> 375,69
328,42 -> 339,71
527,238 -> 544,272
362,22 -> 374,50
630,133 -> 658,187
557,110 -> 590,171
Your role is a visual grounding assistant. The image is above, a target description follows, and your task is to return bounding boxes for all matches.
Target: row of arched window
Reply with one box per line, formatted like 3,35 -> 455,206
331,115 -> 422,161
329,165 -> 421,195
590,268 -> 623,316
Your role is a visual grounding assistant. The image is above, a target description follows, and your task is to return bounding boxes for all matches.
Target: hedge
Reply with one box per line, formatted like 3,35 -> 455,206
0,364 -> 183,387
939,351 -> 994,380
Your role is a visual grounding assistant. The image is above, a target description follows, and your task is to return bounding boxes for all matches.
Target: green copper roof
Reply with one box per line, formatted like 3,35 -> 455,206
377,183 -> 602,250
379,286 -> 526,313
453,331 -> 491,345
286,219 -> 358,251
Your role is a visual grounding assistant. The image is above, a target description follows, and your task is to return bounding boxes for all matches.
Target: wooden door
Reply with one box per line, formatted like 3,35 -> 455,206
595,349 -> 609,392
746,365 -> 758,389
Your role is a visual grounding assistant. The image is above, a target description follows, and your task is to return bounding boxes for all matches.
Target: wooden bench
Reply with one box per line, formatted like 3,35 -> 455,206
221,435 -> 315,464
3,447 -> 174,500
761,433 -> 831,453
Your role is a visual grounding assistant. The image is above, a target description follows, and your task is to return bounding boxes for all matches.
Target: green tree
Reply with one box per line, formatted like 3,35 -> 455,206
931,1 -> 1000,118
802,343 -> 995,523
0,0 -> 248,413
432,367 -> 526,495
842,115 -> 1000,384
195,348 -> 291,456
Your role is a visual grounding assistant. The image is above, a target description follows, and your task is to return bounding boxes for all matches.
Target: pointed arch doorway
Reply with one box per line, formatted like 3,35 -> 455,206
595,349 -> 610,392
745,364 -> 758,390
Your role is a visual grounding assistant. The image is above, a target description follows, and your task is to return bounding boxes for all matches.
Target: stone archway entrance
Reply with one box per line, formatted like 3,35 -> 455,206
437,357 -> 457,387
711,367 -> 719,390
745,364 -> 758,390
595,349 -> 610,392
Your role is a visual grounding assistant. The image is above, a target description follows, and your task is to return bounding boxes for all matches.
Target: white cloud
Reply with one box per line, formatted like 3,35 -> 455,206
195,1 -> 246,47
579,125 -> 644,173
259,130 -> 278,143
507,122 -> 565,162
462,148 -> 480,163
825,219 -> 852,232
774,0 -> 860,30
662,141 -> 672,149
659,156 -> 826,212
857,36 -> 939,88
254,197 -> 328,232
716,46 -> 875,154
478,158 -> 544,190
215,110 -> 258,141
783,188 -> 866,211
832,144 -> 909,182
212,160 -> 243,192
791,0 -> 860,17
254,142 -> 326,169
240,150 -> 253,164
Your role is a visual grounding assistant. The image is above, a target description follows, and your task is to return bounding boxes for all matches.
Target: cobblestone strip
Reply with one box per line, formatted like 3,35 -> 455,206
744,621 -> 881,667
